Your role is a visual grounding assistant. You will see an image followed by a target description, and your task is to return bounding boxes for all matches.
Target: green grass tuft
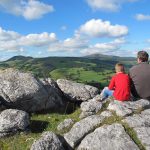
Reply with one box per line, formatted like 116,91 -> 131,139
121,122 -> 146,150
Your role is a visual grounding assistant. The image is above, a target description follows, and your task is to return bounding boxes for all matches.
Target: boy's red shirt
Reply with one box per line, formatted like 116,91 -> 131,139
108,72 -> 130,101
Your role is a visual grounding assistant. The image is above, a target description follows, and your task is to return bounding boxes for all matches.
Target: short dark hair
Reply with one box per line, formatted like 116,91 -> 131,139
137,51 -> 149,62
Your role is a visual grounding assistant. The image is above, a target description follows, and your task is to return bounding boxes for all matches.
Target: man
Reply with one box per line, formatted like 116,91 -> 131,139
129,51 -> 150,100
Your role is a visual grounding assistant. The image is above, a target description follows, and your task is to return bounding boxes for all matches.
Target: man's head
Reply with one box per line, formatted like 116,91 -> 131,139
137,51 -> 149,63
115,63 -> 125,73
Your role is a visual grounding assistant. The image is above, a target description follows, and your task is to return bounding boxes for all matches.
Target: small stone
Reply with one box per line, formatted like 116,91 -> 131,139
100,111 -> 113,117
30,131 -> 65,150
57,119 -> 74,131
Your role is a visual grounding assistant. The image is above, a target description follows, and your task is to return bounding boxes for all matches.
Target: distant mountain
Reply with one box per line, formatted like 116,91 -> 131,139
84,53 -> 136,61
7,55 -> 33,62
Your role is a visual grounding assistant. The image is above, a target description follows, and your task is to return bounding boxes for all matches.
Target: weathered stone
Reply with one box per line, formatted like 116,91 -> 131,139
0,69 -> 64,112
57,119 -> 74,131
134,127 -> 150,150
100,111 -> 113,117
121,99 -> 150,111
107,100 -> 132,117
80,99 -> 102,113
79,96 -> 103,118
107,99 -> 150,117
64,115 -> 105,148
141,109 -> 150,115
78,123 -> 139,150
123,109 -> 150,150
40,78 -> 65,111
123,113 -> 150,128
0,109 -> 30,138
57,79 -> 99,101
79,111 -> 95,119
30,131 -> 65,150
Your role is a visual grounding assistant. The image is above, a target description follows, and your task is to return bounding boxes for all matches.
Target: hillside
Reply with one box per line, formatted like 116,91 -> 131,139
84,53 -> 136,61
0,55 -> 136,88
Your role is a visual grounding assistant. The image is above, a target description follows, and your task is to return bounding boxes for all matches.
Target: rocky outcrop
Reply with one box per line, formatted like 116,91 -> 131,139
30,131 -> 65,150
78,123 -> 139,150
0,109 -> 30,138
62,99 -> 150,149
0,69 -> 65,112
57,79 -> 99,102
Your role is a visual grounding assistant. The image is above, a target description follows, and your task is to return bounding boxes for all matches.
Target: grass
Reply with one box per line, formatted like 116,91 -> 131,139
0,108 -> 81,150
122,122 -> 146,150
50,67 -> 114,84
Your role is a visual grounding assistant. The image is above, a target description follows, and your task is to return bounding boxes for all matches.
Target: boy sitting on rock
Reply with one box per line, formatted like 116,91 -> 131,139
100,63 -> 130,101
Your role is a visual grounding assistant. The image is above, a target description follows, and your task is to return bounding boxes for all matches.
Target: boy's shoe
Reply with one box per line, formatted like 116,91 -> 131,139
94,95 -> 103,102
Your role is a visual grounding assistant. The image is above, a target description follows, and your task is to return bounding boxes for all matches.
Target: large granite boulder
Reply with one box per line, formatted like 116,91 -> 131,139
78,123 -> 139,150
57,79 -> 99,101
30,131 -> 65,150
0,109 -> 30,138
0,69 -> 64,112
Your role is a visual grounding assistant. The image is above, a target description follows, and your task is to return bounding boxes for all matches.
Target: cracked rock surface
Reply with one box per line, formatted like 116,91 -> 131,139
57,79 -> 99,101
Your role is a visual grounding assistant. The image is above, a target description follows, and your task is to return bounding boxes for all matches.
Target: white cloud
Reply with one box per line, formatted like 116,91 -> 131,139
81,38 -> 126,55
48,36 -> 88,52
77,19 -> 128,38
0,27 -> 21,41
86,0 -> 138,12
0,0 -> 54,20
0,18 -> 128,56
19,32 -> 57,47
135,14 -> 150,21
0,27 -> 57,51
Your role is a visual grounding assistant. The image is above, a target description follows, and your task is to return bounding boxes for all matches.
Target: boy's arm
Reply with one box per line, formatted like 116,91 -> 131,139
108,77 -> 115,90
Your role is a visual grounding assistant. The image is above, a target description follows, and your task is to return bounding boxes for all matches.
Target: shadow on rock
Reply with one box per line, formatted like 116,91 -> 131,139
34,101 -> 81,115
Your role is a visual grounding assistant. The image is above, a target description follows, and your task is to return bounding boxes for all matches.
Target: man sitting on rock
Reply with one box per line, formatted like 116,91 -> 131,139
129,50 -> 150,100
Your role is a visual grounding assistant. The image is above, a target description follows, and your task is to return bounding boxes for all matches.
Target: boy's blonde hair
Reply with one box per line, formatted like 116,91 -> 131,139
115,63 -> 125,73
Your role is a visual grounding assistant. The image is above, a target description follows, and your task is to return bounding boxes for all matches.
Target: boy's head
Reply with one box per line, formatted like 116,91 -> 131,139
137,51 -> 149,63
115,63 -> 125,73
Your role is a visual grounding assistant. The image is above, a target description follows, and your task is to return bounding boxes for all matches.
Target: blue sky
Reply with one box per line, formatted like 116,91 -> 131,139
0,0 -> 150,61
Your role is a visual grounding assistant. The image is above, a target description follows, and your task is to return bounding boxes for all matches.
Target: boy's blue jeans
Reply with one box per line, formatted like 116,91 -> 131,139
100,87 -> 114,99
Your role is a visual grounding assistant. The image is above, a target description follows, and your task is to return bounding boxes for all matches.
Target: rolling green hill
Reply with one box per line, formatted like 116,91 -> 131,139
0,55 -> 136,89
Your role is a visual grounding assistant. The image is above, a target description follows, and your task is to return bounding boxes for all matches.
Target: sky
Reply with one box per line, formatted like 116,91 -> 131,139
0,0 -> 150,61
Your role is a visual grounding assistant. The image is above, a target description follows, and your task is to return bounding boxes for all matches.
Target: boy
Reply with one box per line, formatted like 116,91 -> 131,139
100,63 -> 130,101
